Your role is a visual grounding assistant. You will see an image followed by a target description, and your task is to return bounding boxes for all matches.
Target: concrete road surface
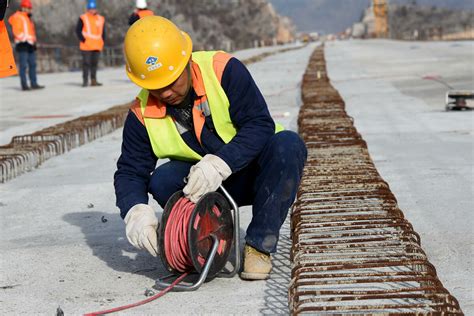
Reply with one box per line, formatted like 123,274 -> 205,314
1,39 -> 472,314
0,43 -> 316,315
326,39 -> 473,314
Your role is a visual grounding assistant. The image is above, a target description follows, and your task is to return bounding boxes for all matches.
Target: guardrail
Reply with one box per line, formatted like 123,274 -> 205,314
34,44 -> 124,73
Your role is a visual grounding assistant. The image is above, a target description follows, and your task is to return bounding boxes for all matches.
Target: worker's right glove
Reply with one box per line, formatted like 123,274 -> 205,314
124,204 -> 159,257
183,154 -> 232,203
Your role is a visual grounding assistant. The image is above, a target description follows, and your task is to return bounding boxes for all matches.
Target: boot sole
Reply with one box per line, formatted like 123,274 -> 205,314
240,271 -> 270,280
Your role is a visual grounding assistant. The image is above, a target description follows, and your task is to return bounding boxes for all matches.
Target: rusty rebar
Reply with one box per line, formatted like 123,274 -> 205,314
289,45 -> 463,315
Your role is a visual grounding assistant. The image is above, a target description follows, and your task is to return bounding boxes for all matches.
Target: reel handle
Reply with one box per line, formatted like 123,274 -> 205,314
217,185 -> 240,278
156,235 -> 219,292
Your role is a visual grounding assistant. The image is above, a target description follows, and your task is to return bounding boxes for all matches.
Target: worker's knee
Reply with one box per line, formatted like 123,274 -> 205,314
149,160 -> 192,207
266,131 -> 307,167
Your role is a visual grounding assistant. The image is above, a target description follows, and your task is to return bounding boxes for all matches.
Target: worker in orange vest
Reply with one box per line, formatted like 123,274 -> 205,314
76,0 -> 105,87
0,0 -> 17,78
7,0 -> 44,90
128,0 -> 154,26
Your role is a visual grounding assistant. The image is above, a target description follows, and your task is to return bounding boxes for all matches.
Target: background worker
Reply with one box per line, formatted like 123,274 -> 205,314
128,0 -> 154,26
7,0 -> 43,90
76,0 -> 105,87
0,0 -> 17,78
114,16 -> 307,280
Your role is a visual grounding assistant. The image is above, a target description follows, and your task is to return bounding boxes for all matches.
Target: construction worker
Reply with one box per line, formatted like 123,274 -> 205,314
76,0 -> 105,87
7,0 -> 43,90
114,16 -> 307,280
0,0 -> 17,78
128,0 -> 154,26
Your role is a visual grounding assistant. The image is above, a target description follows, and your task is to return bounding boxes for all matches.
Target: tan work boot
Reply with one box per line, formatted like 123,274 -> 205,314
240,244 -> 272,280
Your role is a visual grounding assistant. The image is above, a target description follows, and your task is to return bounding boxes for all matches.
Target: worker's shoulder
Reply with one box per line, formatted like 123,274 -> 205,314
213,51 -> 233,63
8,10 -> 20,21
129,99 -> 145,126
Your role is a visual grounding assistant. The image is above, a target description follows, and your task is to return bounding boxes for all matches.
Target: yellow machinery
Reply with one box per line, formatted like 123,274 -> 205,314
373,0 -> 389,38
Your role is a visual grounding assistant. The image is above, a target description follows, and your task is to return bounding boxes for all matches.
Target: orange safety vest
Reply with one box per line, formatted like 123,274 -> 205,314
80,12 -> 105,51
137,9 -> 154,19
0,20 -> 17,78
8,11 -> 36,45
130,51 -> 283,161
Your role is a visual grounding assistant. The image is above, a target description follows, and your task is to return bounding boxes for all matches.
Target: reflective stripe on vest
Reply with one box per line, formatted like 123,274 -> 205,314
138,51 -> 283,161
80,13 -> 104,51
8,11 -> 36,44
192,51 -> 237,143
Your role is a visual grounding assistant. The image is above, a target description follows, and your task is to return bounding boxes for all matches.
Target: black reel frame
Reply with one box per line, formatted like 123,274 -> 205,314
156,186 -> 240,292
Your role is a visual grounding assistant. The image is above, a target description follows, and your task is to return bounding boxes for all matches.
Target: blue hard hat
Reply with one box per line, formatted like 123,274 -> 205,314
87,0 -> 97,9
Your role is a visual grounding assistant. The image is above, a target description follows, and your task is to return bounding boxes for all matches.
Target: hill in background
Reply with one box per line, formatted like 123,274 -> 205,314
269,0 -> 474,34
6,0 -> 294,50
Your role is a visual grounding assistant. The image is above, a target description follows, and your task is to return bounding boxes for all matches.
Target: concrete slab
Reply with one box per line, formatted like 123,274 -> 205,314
0,43 -> 317,315
326,39 -> 473,314
0,43 -> 303,146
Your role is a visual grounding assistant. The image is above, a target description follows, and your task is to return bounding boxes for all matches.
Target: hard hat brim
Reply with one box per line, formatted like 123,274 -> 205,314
125,31 -> 193,91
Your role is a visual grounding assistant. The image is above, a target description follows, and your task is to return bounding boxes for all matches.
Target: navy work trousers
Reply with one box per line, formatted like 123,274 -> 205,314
18,50 -> 37,89
82,50 -> 100,83
148,131 -> 307,254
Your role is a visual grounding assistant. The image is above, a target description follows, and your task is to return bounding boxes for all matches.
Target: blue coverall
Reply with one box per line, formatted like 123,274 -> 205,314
114,57 -> 307,253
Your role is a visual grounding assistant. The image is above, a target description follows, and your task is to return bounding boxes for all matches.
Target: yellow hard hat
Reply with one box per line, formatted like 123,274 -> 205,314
124,16 -> 193,90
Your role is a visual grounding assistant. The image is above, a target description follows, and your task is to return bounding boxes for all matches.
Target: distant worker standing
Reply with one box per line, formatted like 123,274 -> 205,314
7,0 -> 43,90
0,0 -> 17,78
128,0 -> 154,26
76,0 -> 105,87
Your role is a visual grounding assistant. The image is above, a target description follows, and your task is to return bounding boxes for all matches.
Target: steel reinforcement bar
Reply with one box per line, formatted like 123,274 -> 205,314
289,46 -> 463,315
0,104 -> 130,183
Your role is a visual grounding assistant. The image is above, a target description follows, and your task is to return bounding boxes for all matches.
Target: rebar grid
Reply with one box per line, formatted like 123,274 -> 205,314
289,46 -> 463,315
0,104 -> 129,183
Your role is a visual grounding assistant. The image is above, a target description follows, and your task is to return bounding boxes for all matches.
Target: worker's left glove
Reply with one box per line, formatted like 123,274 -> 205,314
183,154 -> 232,203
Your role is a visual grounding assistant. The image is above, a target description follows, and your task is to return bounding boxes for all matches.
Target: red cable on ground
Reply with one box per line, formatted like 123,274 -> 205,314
83,197 -> 196,315
83,272 -> 188,316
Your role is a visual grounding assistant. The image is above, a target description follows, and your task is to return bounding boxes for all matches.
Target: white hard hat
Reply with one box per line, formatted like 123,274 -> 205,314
136,0 -> 147,9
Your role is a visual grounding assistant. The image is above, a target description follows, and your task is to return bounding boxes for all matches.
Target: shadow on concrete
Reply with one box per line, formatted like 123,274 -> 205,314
5,86 -> 26,91
63,211 -> 167,281
261,220 -> 292,315
63,82 -> 85,87
63,211 -> 250,287
110,78 -> 132,84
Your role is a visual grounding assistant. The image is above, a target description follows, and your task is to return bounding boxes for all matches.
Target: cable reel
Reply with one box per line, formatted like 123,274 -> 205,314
156,186 -> 240,291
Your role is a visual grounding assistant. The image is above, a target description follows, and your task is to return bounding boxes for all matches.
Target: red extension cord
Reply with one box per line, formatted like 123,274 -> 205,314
165,197 -> 196,272
83,197 -> 196,315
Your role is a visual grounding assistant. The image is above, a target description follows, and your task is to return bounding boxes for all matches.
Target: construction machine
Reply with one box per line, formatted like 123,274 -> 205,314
446,90 -> 474,111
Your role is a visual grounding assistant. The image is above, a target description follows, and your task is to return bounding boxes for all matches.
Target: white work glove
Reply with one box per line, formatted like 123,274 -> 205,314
124,204 -> 159,257
183,154 -> 232,203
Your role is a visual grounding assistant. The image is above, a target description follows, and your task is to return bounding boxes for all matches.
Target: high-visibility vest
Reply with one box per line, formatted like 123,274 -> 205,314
136,51 -> 284,161
8,11 -> 36,45
80,12 -> 105,51
137,9 -> 154,19
0,21 -> 17,78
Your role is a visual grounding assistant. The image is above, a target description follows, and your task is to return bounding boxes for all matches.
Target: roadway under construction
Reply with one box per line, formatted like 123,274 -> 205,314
0,40 -> 472,314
